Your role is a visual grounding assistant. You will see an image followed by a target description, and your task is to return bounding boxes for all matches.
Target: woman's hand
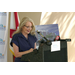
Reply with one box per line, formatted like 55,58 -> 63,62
29,48 -> 34,52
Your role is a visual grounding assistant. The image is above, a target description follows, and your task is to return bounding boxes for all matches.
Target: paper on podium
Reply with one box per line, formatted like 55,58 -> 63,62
51,41 -> 60,52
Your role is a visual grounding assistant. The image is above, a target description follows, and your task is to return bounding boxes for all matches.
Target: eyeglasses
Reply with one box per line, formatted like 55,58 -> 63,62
24,25 -> 33,29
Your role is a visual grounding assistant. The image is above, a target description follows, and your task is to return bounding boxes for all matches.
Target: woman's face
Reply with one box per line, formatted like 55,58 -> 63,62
22,21 -> 33,34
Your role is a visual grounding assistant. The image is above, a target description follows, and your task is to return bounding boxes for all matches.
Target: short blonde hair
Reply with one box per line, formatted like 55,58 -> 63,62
12,17 -> 36,36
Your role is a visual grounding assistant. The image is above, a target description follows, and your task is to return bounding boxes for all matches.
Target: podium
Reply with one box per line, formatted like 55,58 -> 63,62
21,39 -> 71,62
21,45 -> 44,62
44,40 -> 67,62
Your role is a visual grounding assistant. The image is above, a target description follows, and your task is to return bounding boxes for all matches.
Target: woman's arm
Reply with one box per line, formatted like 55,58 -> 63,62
34,42 -> 36,49
13,43 -> 34,58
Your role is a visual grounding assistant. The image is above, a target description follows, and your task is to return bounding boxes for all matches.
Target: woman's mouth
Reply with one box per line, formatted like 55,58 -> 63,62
27,31 -> 30,32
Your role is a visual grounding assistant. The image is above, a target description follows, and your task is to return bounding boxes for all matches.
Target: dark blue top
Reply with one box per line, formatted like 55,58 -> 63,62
10,33 -> 37,62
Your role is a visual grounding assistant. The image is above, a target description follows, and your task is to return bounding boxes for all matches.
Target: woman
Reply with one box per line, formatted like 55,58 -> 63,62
10,17 -> 37,62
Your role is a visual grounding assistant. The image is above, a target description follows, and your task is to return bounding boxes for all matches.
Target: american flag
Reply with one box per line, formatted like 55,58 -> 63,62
10,12 -> 20,61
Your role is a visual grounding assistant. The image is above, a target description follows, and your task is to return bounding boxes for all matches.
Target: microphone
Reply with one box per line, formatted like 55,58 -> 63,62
36,30 -> 52,46
36,30 -> 49,41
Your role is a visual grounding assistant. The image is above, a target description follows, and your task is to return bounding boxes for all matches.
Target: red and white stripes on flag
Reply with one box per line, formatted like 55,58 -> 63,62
10,12 -> 19,56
